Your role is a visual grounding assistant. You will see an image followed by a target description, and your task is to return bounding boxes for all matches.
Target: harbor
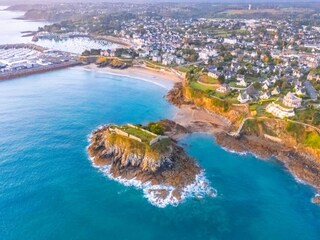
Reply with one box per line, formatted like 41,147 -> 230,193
0,43 -> 80,80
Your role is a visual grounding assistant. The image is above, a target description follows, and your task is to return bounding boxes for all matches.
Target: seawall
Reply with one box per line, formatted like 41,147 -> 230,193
0,61 -> 81,81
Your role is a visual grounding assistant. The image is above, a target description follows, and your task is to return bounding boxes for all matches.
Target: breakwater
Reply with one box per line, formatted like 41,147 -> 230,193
0,61 -> 81,81
0,43 -> 47,52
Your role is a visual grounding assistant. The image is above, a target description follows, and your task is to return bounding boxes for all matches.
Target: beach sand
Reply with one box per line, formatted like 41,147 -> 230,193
172,105 -> 228,134
83,64 -> 183,83
82,64 -> 229,133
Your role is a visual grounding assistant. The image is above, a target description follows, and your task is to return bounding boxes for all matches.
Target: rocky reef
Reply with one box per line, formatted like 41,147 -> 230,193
87,123 -> 214,207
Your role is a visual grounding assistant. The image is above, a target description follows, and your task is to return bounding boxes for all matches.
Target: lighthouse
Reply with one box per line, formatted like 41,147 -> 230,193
248,4 -> 252,10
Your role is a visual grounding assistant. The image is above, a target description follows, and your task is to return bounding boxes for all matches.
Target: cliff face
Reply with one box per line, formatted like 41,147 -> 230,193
184,87 -> 249,125
215,118 -> 320,203
88,125 -> 202,204
167,83 -> 248,127
167,82 -> 320,204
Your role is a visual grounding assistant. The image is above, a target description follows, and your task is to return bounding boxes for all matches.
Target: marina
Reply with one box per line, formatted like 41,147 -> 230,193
0,44 -> 80,80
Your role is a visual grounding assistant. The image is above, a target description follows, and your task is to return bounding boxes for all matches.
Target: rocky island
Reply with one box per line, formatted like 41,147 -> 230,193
88,122 -> 214,207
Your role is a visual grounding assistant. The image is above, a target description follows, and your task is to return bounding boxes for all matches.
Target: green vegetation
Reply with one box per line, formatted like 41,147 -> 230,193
82,49 -> 101,56
120,125 -> 156,143
242,119 -> 260,135
189,81 -> 215,92
285,122 -> 320,149
145,122 -> 165,135
310,66 -> 320,75
199,74 -> 220,84
294,107 -> 320,127
304,132 -> 320,149
150,138 -> 172,153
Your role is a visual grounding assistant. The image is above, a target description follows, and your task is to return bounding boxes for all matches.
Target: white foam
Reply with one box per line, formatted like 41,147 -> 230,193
89,154 -> 216,208
78,66 -> 171,90
221,146 -> 248,156
87,127 -> 216,207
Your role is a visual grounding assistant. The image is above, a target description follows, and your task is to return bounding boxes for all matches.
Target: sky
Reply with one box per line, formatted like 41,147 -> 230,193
0,0 -> 319,8
0,0 -> 317,4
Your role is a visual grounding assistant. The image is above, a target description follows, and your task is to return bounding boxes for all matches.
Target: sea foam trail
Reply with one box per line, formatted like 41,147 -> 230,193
88,155 -> 216,208
79,67 -> 171,90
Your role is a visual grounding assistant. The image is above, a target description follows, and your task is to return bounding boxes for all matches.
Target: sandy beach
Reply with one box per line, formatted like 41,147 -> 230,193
172,105 -> 228,134
82,64 -> 229,134
83,64 -> 183,84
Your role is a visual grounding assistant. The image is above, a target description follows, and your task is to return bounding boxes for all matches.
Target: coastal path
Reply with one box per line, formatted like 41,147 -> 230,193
228,117 -> 254,137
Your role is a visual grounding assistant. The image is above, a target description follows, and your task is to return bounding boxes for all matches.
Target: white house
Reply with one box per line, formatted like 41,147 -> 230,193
152,55 -> 161,62
283,92 -> 302,108
260,92 -> 271,100
237,91 -> 251,103
224,38 -> 237,45
271,87 -> 281,96
237,78 -> 247,87
266,102 -> 295,119
216,84 -> 230,93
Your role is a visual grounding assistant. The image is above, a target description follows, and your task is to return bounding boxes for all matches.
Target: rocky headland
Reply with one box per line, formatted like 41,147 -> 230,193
167,82 -> 320,205
87,123 -> 214,207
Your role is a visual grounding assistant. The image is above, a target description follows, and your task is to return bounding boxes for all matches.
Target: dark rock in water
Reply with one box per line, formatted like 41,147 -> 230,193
312,196 -> 320,204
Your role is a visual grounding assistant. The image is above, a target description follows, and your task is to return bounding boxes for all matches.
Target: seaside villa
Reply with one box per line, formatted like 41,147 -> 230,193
237,91 -> 251,103
216,84 -> 230,93
266,102 -> 295,119
283,92 -> 302,108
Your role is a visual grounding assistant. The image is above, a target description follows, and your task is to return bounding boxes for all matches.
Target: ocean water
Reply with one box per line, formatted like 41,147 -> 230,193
0,7 -> 47,43
0,8 -> 117,53
1,8 -> 320,240
0,68 -> 320,240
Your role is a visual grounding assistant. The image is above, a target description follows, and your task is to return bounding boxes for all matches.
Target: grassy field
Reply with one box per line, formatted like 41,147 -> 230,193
120,126 -> 156,143
304,132 -> 320,149
199,75 -> 220,84
189,81 -> 215,92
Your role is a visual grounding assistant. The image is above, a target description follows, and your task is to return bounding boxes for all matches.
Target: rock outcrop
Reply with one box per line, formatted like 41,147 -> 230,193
215,133 -> 320,201
87,124 -> 207,206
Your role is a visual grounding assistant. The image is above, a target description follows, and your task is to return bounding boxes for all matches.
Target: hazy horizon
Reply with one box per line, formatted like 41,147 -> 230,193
1,0 -> 320,5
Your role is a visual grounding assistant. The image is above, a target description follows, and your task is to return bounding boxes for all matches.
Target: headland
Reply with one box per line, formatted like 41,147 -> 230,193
87,122 -> 215,207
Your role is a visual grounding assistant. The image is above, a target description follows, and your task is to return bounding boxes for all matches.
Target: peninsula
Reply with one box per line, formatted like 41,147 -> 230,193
87,122 -> 214,207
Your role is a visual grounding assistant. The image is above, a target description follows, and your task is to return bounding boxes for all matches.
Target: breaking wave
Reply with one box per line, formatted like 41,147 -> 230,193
89,155 -> 216,208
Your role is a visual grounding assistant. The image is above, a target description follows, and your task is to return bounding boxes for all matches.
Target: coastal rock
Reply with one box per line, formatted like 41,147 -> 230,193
215,132 -> 320,202
158,119 -> 191,139
312,196 -> 320,204
87,124 -> 211,207
166,82 -> 192,106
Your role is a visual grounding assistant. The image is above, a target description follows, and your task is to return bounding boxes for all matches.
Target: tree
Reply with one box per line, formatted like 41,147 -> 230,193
253,82 -> 262,90
148,123 -> 165,135
218,75 -> 225,84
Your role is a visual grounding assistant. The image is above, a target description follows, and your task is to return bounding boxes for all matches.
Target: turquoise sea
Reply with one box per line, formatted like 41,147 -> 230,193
1,8 -> 320,240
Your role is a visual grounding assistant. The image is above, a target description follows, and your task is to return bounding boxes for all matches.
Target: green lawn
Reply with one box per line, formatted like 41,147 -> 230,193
189,81 -> 215,92
120,126 -> 156,143
199,75 -> 220,84
246,76 -> 258,83
304,132 -> 320,149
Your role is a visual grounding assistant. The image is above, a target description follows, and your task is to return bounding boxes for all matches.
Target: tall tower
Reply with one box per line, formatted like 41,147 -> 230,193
248,4 -> 252,11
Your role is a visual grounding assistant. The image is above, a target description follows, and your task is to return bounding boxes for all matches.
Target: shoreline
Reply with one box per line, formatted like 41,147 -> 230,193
82,64 -> 229,134
81,64 -> 183,90
0,61 -> 81,81
87,124 -> 215,208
